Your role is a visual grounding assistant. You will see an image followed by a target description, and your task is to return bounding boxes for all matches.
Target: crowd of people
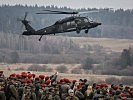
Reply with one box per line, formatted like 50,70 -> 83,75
0,71 -> 133,100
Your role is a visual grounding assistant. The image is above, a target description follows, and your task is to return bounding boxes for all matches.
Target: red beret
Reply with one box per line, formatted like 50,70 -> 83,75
21,80 -> 27,84
56,80 -> 60,84
109,89 -> 112,93
96,84 -> 101,89
40,83 -> 46,87
64,78 -> 71,83
27,79 -> 32,83
73,80 -> 77,83
21,72 -> 26,75
28,74 -> 33,79
100,83 -> 108,88
104,83 -> 108,87
45,79 -> 51,85
10,73 -> 16,77
121,93 -> 127,97
45,76 -> 49,80
60,79 -> 64,83
16,74 -> 21,79
39,75 -> 45,79
32,74 -> 36,78
35,77 -> 40,81
21,73 -> 27,78
113,85 -> 118,90
0,71 -> 3,74
77,84 -> 82,89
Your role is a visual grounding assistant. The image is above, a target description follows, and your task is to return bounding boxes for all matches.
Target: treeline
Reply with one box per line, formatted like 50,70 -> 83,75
0,5 -> 133,38
0,32 -> 88,64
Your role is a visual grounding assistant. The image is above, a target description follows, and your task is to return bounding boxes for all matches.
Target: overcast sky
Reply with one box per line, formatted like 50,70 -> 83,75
0,0 -> 133,10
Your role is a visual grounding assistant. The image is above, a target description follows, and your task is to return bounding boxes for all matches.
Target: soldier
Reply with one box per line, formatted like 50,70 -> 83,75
0,71 -> 4,78
50,72 -> 58,85
0,78 -> 6,100
53,88 -> 61,100
17,85 -> 24,100
40,87 -> 52,100
21,85 -> 36,100
60,78 -> 71,100
75,84 -> 85,100
93,89 -> 104,100
65,89 -> 79,100
4,79 -> 18,100
113,90 -> 121,100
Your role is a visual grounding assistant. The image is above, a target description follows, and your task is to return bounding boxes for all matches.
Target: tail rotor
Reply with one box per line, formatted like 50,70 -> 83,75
17,12 -> 30,38
17,12 -> 30,29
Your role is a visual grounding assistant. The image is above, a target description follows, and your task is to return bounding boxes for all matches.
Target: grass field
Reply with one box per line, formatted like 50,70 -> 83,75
70,37 -> 133,52
0,63 -> 131,83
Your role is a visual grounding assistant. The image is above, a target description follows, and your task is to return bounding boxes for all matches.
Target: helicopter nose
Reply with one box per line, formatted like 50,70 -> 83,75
91,22 -> 101,27
97,22 -> 101,26
95,22 -> 101,26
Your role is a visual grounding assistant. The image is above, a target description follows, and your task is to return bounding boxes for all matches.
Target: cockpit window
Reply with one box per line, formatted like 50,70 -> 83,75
84,18 -> 88,22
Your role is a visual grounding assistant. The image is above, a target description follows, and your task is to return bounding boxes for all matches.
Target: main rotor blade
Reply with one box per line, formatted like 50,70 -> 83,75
79,10 -> 99,15
37,9 -> 99,15
36,12 -> 78,14
42,9 -> 64,12
17,18 -> 23,21
40,9 -> 78,14
42,9 -> 78,13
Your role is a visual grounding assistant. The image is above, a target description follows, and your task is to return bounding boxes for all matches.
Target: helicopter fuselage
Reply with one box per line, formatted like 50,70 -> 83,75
23,16 -> 101,36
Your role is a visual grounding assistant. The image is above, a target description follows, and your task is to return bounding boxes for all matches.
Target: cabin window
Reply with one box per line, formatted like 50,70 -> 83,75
70,21 -> 75,25
67,22 -> 71,26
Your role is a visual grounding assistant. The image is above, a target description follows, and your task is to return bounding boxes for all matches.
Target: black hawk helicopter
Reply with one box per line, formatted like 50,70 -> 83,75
18,10 -> 101,41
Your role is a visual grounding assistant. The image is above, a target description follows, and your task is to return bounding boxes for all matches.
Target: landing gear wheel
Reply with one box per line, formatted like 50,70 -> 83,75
39,35 -> 43,41
76,30 -> 80,34
85,29 -> 89,34
76,29 -> 80,34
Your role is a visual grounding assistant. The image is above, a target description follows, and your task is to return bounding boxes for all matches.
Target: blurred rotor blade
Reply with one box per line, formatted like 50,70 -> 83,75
42,9 -> 63,12
36,11 -> 78,14
17,18 -> 22,21
37,10 -> 78,14
36,12 -> 60,14
21,24 -> 24,29
79,10 -> 99,15
42,9 -> 78,13
24,12 -> 28,20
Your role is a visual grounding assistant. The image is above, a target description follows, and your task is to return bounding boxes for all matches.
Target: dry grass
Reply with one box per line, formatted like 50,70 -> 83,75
1,37 -> 133,83
70,37 -> 133,52
0,63 -> 129,82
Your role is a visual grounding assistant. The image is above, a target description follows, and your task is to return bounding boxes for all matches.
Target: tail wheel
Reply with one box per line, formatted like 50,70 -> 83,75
76,28 -> 80,34
85,29 -> 89,34
76,30 -> 80,34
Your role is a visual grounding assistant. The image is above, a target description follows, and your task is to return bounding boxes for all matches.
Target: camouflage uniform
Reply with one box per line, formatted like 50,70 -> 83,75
5,84 -> 18,100
40,87 -> 53,100
0,91 -> 6,100
60,84 -> 70,100
75,89 -> 84,100
17,86 -> 24,100
0,77 -> 6,100
53,89 -> 61,100
65,96 -> 79,100
21,85 -> 36,100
